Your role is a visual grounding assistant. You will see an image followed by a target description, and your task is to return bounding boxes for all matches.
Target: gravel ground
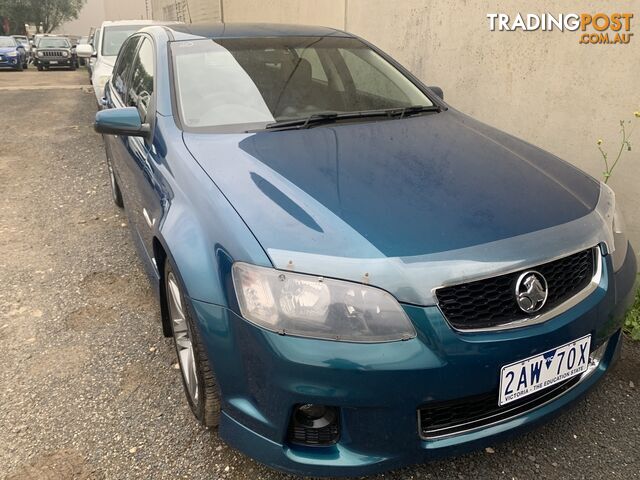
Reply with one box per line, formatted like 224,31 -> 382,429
0,70 -> 639,480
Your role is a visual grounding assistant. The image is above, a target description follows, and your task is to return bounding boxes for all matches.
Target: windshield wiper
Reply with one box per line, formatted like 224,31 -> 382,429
265,112 -> 340,130
262,105 -> 442,132
393,104 -> 442,118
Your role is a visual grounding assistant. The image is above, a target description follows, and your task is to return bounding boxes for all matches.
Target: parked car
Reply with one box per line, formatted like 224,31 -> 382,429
11,35 -> 31,59
0,36 -> 27,70
77,36 -> 89,66
94,23 -> 637,477
31,33 -> 54,49
86,29 -> 99,81
34,36 -> 76,71
77,20 -> 180,104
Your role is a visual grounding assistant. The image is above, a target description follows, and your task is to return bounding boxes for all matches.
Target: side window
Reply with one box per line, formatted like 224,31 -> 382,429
338,49 -> 408,103
128,38 -> 154,120
112,36 -> 140,100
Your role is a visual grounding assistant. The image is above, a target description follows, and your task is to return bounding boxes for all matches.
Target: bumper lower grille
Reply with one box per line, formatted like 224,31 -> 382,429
419,375 -> 581,438
436,248 -> 596,330
288,422 -> 339,446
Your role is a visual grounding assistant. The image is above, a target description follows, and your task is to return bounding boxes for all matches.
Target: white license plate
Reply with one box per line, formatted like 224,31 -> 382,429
50,60 -> 58,64
499,335 -> 591,406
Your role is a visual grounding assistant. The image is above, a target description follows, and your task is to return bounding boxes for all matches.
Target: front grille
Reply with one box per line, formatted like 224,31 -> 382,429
436,248 -> 596,330
419,375 -> 581,438
41,50 -> 66,57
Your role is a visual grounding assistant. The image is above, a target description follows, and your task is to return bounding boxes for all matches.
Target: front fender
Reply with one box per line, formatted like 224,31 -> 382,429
155,118 -> 272,308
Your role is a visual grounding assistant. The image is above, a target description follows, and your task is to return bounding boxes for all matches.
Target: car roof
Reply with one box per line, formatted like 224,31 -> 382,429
165,22 -> 351,40
100,19 -> 181,28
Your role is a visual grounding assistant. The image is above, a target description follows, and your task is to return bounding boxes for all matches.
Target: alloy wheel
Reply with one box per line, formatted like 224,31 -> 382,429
167,272 -> 199,405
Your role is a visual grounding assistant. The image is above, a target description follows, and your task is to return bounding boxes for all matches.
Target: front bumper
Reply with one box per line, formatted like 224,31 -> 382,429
0,56 -> 21,69
35,58 -> 73,67
191,246 -> 636,477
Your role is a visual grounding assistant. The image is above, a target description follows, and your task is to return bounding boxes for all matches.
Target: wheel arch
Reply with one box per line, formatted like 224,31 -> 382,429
152,236 -> 172,337
151,192 -> 271,336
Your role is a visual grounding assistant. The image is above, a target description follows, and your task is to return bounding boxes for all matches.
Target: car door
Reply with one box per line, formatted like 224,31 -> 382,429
105,35 -> 140,197
117,35 -> 165,274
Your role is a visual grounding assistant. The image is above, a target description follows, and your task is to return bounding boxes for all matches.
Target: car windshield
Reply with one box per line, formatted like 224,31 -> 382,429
0,37 -> 17,48
39,38 -> 70,48
102,25 -> 144,57
13,36 -> 27,44
171,36 -> 434,131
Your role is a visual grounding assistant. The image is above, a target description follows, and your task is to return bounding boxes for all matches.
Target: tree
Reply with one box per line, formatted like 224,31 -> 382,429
0,0 -> 86,34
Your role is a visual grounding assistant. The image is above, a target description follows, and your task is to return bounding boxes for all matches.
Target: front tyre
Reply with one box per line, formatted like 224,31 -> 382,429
165,261 -> 221,427
104,141 -> 124,208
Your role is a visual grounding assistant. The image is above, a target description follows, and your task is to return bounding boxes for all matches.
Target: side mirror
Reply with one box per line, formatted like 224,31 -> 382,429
95,107 -> 150,137
76,43 -> 94,58
428,86 -> 444,100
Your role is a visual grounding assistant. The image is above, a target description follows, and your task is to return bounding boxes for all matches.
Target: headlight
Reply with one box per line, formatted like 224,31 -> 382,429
7,51 -> 18,57
62,51 -> 68,57
37,51 -> 43,57
232,263 -> 417,342
611,204 -> 628,271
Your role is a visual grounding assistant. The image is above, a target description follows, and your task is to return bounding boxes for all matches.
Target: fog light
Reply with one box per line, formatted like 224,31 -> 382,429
288,404 -> 340,446
298,404 -> 328,422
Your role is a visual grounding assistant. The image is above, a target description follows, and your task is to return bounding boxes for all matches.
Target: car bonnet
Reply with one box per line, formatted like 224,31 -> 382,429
182,111 -> 614,305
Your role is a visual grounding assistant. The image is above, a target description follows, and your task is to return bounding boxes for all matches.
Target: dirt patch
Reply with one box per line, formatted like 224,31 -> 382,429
6,449 -> 101,480
62,271 -> 155,333
65,304 -> 119,331
78,270 -> 154,312
79,271 -> 134,298
28,346 -> 90,380
118,362 -> 158,400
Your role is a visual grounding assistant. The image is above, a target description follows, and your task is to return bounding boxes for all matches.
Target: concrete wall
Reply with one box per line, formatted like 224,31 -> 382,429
222,0 -> 345,28
160,0 -> 640,251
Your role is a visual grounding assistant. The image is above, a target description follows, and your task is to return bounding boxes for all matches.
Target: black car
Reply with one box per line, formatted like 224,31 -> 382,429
34,37 -> 77,71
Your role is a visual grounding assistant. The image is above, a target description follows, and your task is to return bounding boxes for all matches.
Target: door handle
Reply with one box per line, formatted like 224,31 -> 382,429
142,208 -> 155,228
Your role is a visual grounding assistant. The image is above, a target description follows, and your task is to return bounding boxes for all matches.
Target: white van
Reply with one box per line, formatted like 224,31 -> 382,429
77,20 -> 179,103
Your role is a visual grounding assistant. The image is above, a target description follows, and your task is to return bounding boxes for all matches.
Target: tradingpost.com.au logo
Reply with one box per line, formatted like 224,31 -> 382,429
487,13 -> 634,44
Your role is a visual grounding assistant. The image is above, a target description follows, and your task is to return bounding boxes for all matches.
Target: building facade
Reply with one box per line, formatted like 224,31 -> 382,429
150,0 -> 221,22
